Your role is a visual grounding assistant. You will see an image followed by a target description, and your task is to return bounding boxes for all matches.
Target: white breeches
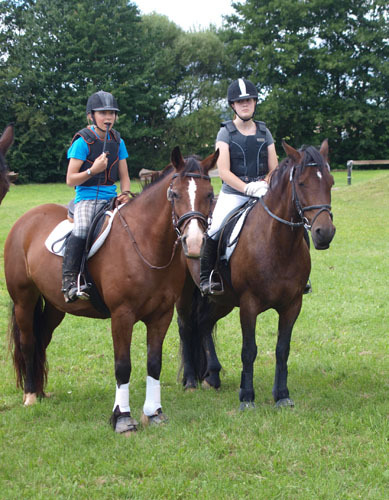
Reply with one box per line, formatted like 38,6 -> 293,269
208,190 -> 249,239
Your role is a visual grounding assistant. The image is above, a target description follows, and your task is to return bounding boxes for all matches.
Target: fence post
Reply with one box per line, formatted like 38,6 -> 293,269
347,160 -> 353,185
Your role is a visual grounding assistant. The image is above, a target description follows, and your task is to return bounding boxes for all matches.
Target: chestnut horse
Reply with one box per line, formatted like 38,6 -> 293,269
176,140 -> 336,409
5,147 -> 217,433
0,124 -> 14,204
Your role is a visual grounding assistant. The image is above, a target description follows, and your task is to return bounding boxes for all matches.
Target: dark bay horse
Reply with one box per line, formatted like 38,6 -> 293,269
0,124 -> 14,204
5,147 -> 217,433
176,140 -> 336,409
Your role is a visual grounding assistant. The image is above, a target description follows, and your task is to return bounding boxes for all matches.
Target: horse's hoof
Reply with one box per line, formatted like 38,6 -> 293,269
114,414 -> 139,434
184,381 -> 197,391
239,401 -> 255,411
141,408 -> 168,427
23,393 -> 37,406
275,398 -> 295,409
202,379 -> 220,390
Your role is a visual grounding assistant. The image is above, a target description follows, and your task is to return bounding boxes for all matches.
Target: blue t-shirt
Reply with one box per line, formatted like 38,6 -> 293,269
67,126 -> 129,203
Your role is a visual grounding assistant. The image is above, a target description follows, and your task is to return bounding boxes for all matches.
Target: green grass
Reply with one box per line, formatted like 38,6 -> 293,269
0,172 -> 388,499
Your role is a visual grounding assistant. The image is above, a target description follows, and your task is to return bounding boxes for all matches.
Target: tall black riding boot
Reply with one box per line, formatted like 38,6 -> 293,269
199,235 -> 223,295
61,234 -> 90,303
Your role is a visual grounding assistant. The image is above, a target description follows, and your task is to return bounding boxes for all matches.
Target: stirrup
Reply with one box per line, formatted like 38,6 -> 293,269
201,269 -> 224,296
76,274 -> 91,301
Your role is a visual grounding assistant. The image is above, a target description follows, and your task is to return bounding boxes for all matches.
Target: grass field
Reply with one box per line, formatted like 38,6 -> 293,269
0,170 -> 388,499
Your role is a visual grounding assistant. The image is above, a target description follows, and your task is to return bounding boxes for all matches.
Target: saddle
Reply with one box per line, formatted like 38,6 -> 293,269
217,199 -> 257,263
45,198 -> 118,258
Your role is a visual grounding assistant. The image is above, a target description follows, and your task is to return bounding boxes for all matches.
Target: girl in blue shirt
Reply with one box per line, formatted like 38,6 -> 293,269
62,90 -> 131,303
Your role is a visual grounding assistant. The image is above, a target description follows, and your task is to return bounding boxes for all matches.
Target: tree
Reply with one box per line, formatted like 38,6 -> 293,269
0,4 -> 229,180
223,0 -> 389,166
0,0 -> 144,181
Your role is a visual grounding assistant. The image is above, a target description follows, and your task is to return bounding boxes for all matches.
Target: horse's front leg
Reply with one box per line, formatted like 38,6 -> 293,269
110,310 -> 138,435
273,301 -> 302,408
140,310 -> 173,427
239,301 -> 258,410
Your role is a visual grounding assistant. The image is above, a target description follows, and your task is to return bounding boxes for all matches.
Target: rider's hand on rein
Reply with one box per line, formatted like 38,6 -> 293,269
244,180 -> 269,198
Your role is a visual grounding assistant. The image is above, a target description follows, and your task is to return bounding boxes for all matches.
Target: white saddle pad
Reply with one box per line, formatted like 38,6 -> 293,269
45,207 -> 119,258
222,204 -> 253,263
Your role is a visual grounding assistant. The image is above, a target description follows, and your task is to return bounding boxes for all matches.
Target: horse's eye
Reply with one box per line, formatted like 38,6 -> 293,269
298,182 -> 305,187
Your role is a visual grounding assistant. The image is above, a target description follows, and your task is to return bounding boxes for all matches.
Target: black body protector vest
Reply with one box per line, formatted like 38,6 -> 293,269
222,120 -> 269,182
70,127 -> 121,187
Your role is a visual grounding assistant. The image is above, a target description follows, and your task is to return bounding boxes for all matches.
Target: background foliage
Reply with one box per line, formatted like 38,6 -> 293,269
0,0 -> 388,181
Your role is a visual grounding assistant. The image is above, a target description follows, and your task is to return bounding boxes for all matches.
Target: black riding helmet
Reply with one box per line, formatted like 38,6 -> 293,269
227,78 -> 258,105
86,91 -> 119,115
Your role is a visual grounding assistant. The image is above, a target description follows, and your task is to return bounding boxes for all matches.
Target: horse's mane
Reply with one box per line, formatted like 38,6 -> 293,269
141,156 -> 204,192
269,144 -> 326,190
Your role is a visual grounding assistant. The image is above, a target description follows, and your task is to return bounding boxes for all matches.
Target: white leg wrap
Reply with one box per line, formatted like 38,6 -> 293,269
113,383 -> 130,413
143,376 -> 161,417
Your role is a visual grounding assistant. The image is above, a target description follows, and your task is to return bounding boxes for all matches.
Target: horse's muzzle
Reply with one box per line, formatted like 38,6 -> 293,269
311,223 -> 336,250
181,232 -> 206,259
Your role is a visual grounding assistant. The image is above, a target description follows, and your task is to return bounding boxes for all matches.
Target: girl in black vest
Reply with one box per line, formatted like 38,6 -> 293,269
61,91 -> 131,303
200,78 -> 278,295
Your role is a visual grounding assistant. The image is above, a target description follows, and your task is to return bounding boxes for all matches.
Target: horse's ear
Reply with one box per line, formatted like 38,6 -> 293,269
319,138 -> 329,162
0,124 -> 14,156
282,140 -> 302,162
201,149 -> 219,173
171,146 -> 185,171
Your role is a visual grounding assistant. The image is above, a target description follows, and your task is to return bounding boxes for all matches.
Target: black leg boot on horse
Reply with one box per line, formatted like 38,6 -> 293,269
61,233 -> 90,303
199,235 -> 223,296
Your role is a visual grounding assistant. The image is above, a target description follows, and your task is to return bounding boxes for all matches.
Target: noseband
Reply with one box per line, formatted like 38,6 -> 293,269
260,161 -> 333,230
290,163 -> 333,230
168,172 -> 211,236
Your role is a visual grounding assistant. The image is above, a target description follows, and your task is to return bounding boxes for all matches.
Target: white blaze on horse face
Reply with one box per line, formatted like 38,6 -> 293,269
185,178 -> 204,257
317,171 -> 323,180
188,177 -> 197,210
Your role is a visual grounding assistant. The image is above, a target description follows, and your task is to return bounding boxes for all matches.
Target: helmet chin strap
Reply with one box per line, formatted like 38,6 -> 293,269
235,111 -> 253,122
91,112 -> 116,133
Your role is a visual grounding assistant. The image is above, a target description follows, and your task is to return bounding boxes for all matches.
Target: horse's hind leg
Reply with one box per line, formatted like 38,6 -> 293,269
176,279 -> 202,390
10,294 -> 65,406
273,302 -> 302,408
177,287 -> 225,391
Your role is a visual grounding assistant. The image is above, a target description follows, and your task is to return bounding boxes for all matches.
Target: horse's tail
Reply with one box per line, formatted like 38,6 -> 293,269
178,286 -> 219,385
8,297 -> 48,396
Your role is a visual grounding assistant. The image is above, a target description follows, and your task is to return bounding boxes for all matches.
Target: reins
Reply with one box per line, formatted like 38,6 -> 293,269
118,171 -> 211,270
260,160 -> 333,231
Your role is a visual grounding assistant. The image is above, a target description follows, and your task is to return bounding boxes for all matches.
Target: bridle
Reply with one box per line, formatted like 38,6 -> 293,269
259,160 -> 333,231
168,172 -> 211,236
118,170 -> 211,270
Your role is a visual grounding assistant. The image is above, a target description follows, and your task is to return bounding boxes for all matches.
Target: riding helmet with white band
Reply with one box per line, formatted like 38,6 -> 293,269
227,78 -> 258,121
